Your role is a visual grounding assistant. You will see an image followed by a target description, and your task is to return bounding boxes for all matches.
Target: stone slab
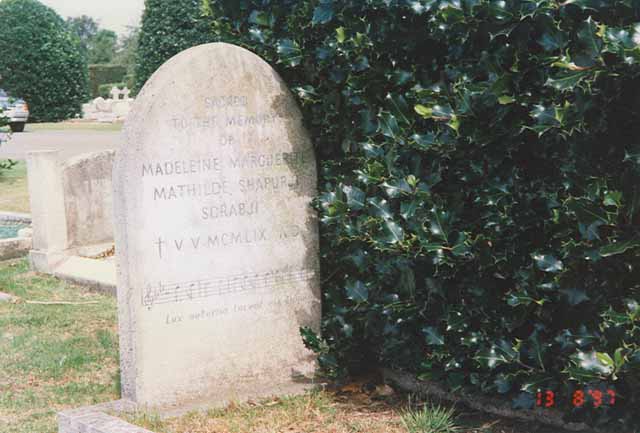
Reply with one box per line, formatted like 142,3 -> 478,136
29,249 -> 66,274
58,400 -> 153,433
53,256 -> 116,295
113,42 -> 321,409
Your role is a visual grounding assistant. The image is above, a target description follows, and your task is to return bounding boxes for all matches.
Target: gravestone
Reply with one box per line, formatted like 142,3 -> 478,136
109,86 -> 122,100
62,151 -> 115,249
113,43 -> 320,410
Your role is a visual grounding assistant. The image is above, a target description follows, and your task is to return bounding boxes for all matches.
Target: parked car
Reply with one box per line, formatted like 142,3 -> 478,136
0,89 -> 29,132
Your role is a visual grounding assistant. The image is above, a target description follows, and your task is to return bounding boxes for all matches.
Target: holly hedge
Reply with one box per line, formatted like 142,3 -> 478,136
134,0 -> 214,92
198,0 -> 640,428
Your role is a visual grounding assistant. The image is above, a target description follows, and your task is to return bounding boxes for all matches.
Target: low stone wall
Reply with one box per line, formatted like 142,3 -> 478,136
26,150 -> 115,274
0,237 -> 31,260
0,211 -> 31,224
0,214 -> 33,260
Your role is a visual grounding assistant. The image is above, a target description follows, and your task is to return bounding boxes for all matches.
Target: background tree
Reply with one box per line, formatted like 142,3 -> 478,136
67,15 -> 118,64
88,29 -> 118,64
113,26 -> 140,89
133,0 -> 212,91
0,0 -> 88,121
66,15 -> 98,57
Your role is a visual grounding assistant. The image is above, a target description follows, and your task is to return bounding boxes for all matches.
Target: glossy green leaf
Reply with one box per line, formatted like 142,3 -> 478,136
312,1 -> 334,25
383,220 -> 405,244
560,288 -> 590,306
276,39 -> 302,66
345,280 -> 368,302
343,185 -> 365,210
599,240 -> 640,257
414,104 -> 433,118
422,326 -> 445,345
533,254 -> 564,273
368,197 -> 393,220
545,71 -> 589,91
378,112 -> 399,138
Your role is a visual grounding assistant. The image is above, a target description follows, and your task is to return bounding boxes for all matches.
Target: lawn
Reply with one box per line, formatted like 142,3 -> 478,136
0,258 -> 119,433
0,161 -> 30,213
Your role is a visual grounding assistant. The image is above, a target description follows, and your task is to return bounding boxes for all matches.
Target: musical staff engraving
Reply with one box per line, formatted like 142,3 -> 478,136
141,268 -> 316,310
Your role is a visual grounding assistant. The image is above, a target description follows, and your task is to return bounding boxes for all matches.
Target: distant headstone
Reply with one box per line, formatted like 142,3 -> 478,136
62,151 -> 115,249
113,43 -> 320,409
109,86 -> 122,100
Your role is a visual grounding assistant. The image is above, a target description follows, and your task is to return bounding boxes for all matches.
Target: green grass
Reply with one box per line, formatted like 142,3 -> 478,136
401,403 -> 460,433
0,259 -> 119,433
25,121 -> 123,132
0,161 -> 29,213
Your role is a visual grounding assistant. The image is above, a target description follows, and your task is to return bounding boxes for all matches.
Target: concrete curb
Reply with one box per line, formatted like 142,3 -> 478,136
0,211 -> 31,224
0,237 -> 31,260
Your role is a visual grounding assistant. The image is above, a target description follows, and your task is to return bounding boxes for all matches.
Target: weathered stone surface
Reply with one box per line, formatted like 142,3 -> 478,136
113,43 -> 320,409
27,149 -> 116,277
0,237 -> 31,261
27,150 -> 68,273
61,150 -> 115,248
17,227 -> 33,238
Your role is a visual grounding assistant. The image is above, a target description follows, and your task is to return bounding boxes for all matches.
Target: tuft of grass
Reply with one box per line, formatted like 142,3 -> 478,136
0,160 -> 29,213
0,258 -> 119,433
401,403 -> 460,433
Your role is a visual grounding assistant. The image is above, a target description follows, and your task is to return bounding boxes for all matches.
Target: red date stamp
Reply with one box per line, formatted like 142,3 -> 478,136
536,389 -> 617,409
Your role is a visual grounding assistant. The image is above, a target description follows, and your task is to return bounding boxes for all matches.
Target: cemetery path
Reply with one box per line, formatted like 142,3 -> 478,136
0,129 -> 119,161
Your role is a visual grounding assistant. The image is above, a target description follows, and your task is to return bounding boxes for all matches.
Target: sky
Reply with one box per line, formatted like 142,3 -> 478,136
40,0 -> 145,35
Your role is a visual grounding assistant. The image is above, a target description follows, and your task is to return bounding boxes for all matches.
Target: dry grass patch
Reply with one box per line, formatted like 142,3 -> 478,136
127,384 -> 583,433
129,391 -> 407,433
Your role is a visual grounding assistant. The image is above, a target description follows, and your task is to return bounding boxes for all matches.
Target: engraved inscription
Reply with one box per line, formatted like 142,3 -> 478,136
141,267 -> 317,309
205,95 -> 248,109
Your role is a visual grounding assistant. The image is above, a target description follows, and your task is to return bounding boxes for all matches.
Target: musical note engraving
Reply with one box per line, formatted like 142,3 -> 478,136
140,268 -> 317,310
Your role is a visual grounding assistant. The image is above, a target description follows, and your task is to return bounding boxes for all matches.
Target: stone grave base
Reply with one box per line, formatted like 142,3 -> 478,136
58,400 -> 152,433
30,243 -> 116,294
59,381 -> 315,433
